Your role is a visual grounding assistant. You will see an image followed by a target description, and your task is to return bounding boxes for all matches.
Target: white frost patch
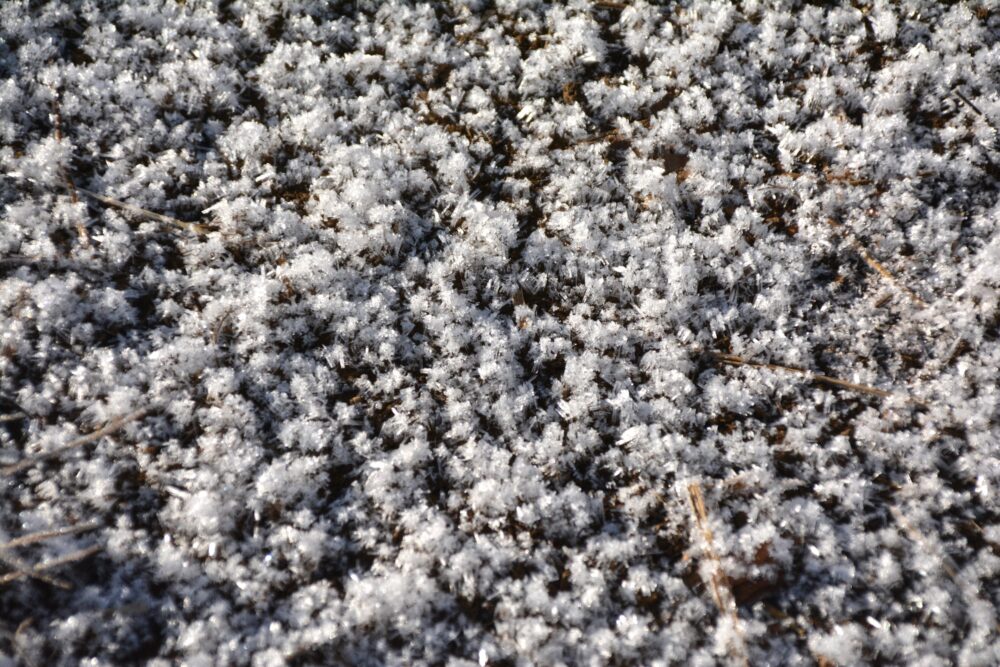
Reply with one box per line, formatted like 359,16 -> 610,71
1,1 -> 998,665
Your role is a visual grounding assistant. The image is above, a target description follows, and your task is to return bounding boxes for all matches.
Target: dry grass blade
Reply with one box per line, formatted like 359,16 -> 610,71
50,92 -> 90,246
852,243 -> 928,308
0,522 -> 100,551
11,618 -> 39,667
74,186 -> 211,234
1,407 -> 153,476
712,352 -> 896,399
1,172 -> 210,234
0,255 -> 43,269
0,545 -> 101,587
687,482 -> 750,667
890,505 -> 960,581
888,504 -> 1000,634
0,412 -> 28,423
0,551 -> 72,589
828,219 -> 928,308
954,89 -> 986,119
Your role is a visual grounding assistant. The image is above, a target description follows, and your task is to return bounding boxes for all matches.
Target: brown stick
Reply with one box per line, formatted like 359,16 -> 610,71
712,351 -> 895,399
687,482 -> 750,667
50,93 -> 90,246
889,505 -> 960,581
888,504 -> 1000,633
0,522 -> 100,551
828,219 -> 927,308
3,171 -> 210,235
1,407 -> 153,476
0,551 -> 72,589
12,618 -> 40,667
0,545 -> 101,586
954,90 -> 986,118
73,186 -> 211,234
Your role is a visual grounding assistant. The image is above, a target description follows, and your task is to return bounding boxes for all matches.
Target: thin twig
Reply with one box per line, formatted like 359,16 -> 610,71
0,255 -> 42,268
853,243 -> 928,307
12,618 -> 39,667
687,482 -> 750,667
890,504 -> 960,581
0,545 -> 101,586
828,219 -> 928,308
0,522 -> 101,551
889,504 -> 1000,634
0,412 -> 27,423
712,351 -> 896,399
212,310 -> 233,346
1,172 -> 209,235
954,90 -> 986,119
50,92 -> 89,246
73,186 -> 211,234
0,551 -> 71,589
1,407 -> 153,476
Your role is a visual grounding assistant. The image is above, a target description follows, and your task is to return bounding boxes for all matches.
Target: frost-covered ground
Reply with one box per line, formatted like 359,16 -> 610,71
1,1 -> 1000,665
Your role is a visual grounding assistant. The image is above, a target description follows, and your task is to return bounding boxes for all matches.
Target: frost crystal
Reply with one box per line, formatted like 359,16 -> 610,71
1,1 -> 999,665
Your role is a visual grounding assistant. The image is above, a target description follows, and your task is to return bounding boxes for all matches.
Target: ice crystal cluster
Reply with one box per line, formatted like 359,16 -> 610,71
1,1 -> 999,665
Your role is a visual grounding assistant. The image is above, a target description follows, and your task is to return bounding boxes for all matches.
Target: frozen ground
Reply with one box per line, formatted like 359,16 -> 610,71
1,1 -> 999,665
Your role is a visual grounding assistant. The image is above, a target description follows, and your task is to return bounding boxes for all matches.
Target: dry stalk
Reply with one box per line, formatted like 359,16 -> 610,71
13,618 -> 39,667
827,219 -> 927,308
1,407 -> 153,476
73,186 -> 211,234
212,310 -> 234,346
50,93 -> 90,247
890,504 -> 965,583
889,504 -> 999,634
954,89 -> 987,119
712,351 -> 897,400
3,172 -> 210,235
0,551 -> 71,589
0,522 -> 100,551
687,482 -> 750,667
48,83 -> 204,236
0,545 -> 101,586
